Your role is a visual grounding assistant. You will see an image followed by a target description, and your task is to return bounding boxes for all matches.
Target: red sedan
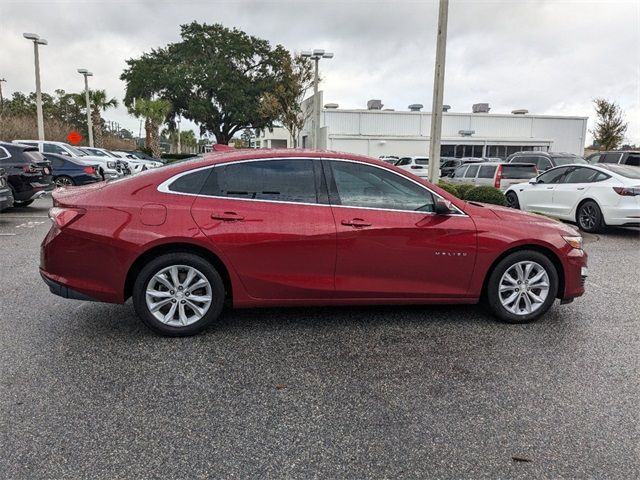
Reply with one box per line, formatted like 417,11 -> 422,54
40,150 -> 588,336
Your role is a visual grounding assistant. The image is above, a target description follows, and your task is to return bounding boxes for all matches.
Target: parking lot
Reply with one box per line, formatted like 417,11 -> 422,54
0,197 -> 638,478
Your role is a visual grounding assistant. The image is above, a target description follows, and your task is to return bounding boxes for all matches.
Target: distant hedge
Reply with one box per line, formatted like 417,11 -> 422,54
437,181 -> 506,206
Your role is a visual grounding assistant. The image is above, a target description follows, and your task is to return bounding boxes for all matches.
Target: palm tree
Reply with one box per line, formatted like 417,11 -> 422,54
130,99 -> 172,158
72,89 -> 118,147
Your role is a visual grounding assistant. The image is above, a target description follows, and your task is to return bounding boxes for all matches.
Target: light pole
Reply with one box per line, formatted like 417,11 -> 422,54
77,69 -> 94,147
427,0 -> 449,184
0,78 -> 6,111
23,33 -> 48,140
301,49 -> 333,149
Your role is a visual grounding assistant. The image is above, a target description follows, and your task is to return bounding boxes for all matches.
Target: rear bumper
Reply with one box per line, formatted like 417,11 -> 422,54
602,205 -> 640,226
41,271 -> 98,302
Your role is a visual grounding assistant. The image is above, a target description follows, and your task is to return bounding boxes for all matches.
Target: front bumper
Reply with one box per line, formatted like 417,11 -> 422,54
562,248 -> 588,300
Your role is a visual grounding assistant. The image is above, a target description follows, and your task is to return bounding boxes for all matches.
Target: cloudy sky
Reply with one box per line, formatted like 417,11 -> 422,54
1,0 -> 639,144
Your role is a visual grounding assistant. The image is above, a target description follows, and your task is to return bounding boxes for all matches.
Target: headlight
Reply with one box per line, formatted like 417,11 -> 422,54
107,161 -> 116,169
563,235 -> 583,250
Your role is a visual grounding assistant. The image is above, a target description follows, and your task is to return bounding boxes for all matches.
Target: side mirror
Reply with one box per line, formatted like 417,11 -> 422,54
529,177 -> 538,184
434,198 -> 453,215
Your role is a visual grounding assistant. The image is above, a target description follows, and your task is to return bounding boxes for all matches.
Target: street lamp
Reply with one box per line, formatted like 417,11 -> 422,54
77,69 -> 94,147
23,33 -> 48,140
301,49 -> 333,149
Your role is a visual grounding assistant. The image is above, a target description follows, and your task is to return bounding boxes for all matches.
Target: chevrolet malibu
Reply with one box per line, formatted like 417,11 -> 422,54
40,150 -> 588,336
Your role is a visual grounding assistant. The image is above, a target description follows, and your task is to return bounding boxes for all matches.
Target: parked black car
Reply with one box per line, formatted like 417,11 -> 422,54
43,153 -> 103,187
0,142 -> 54,207
506,151 -> 586,172
585,150 -> 640,167
0,168 -> 14,211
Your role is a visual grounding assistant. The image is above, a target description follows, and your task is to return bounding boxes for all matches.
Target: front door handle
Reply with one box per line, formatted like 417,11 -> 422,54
341,218 -> 371,228
577,187 -> 585,190
211,212 -> 244,222
546,186 -> 554,189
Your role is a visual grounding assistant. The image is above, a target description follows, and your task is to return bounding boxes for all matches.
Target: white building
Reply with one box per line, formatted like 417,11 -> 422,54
253,126 -> 291,149
296,92 -> 588,159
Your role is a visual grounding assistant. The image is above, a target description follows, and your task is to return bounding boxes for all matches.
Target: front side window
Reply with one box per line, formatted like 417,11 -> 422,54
211,159 -> 317,204
600,153 -> 622,164
453,166 -> 468,178
464,165 -> 479,178
329,161 -> 435,212
43,143 -> 66,155
396,157 -> 411,166
536,166 -> 570,184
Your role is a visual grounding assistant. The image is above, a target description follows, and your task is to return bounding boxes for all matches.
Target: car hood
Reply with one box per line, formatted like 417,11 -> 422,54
465,201 -> 580,235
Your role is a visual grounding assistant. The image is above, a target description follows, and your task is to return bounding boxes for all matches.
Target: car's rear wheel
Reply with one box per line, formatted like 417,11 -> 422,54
486,250 -> 558,324
576,200 -> 604,233
505,191 -> 520,209
54,176 -> 75,187
132,253 -> 225,336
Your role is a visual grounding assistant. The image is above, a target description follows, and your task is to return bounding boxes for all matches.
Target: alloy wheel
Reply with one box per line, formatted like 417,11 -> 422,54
55,177 -> 73,187
498,261 -> 550,315
579,204 -> 598,230
145,265 -> 212,327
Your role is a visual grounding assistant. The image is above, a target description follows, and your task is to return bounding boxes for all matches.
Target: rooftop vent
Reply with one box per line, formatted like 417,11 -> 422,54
408,103 -> 423,112
459,130 -> 475,137
443,104 -> 451,112
324,103 -> 339,109
472,103 -> 490,113
367,99 -> 383,110
383,108 -> 395,111
512,109 -> 529,115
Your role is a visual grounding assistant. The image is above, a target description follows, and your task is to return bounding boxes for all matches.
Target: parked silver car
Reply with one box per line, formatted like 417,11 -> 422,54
449,162 -> 539,191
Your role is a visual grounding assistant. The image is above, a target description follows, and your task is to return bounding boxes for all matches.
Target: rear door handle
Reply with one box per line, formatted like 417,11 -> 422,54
211,212 -> 244,222
341,218 -> 371,228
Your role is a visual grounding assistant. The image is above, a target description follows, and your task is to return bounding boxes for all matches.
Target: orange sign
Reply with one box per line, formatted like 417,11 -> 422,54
67,130 -> 82,145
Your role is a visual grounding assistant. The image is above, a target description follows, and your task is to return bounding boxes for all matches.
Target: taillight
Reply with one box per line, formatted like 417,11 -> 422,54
494,165 -> 502,188
83,166 -> 96,175
613,186 -> 640,196
48,207 -> 85,229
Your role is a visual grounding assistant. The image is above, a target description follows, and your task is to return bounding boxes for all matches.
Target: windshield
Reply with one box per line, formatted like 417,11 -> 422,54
87,149 -> 109,157
415,158 -> 429,165
552,156 -> 586,166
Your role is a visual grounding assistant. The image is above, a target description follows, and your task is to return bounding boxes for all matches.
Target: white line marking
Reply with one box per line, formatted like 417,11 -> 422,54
0,233 -> 17,236
1,215 -> 49,218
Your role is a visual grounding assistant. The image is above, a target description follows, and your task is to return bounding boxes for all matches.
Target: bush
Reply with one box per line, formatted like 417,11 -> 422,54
454,183 -> 475,199
437,181 -> 459,197
463,186 -> 507,206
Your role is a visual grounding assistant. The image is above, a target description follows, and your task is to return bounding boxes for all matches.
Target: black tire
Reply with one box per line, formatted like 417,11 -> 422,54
13,199 -> 34,207
576,200 -> 604,233
132,252 -> 225,336
505,191 -> 520,209
54,176 -> 75,187
486,250 -> 558,324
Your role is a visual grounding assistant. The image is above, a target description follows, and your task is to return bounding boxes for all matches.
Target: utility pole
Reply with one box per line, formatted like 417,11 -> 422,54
176,115 -> 181,154
428,0 -> 449,184
301,49 -> 333,149
0,78 -> 6,111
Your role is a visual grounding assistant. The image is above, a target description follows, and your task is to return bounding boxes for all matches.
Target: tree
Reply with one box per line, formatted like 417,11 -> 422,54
592,98 -> 627,150
258,54 -> 314,147
88,90 -> 118,148
121,22 -> 290,145
130,99 -> 172,157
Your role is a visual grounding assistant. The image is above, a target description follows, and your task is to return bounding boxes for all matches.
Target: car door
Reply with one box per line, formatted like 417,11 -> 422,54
449,165 -> 468,184
189,158 -> 337,300
324,159 -> 477,299
551,166 -> 602,217
462,164 -> 480,186
518,166 -> 570,214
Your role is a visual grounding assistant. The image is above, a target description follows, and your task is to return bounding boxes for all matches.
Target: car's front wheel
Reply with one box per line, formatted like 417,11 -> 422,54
486,250 -> 558,324
132,253 -> 225,336
505,191 -> 520,209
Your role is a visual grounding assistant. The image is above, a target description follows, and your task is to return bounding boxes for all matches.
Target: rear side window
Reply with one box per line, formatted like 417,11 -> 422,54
211,159 -> 318,204
501,165 -> 538,179
0,147 -> 10,161
563,167 -> 601,184
168,168 -> 211,194
414,158 -> 428,165
23,150 -> 46,163
535,157 -> 553,171
396,157 -> 411,166
464,165 -> 479,178
478,165 -> 497,178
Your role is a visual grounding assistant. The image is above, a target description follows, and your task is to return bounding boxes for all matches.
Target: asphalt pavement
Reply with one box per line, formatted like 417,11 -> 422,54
1,197 -> 638,479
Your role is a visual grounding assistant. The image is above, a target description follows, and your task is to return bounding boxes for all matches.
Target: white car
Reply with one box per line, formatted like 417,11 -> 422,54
12,140 -> 123,179
505,163 -> 640,233
111,151 -> 163,174
394,156 -> 429,178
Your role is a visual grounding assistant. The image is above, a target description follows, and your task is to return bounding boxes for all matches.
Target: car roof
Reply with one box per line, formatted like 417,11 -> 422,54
0,141 -> 38,152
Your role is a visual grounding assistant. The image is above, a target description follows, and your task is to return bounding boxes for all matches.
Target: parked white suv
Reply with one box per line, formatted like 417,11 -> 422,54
394,156 -> 429,178
12,140 -> 123,179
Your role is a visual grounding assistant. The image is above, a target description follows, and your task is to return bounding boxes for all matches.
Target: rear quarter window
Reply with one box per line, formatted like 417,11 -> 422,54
168,168 -> 212,194
501,165 -> 538,179
478,165 -> 497,178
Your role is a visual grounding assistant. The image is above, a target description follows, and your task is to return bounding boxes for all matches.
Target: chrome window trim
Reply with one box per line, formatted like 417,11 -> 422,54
157,156 -> 467,217
0,147 -> 10,161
